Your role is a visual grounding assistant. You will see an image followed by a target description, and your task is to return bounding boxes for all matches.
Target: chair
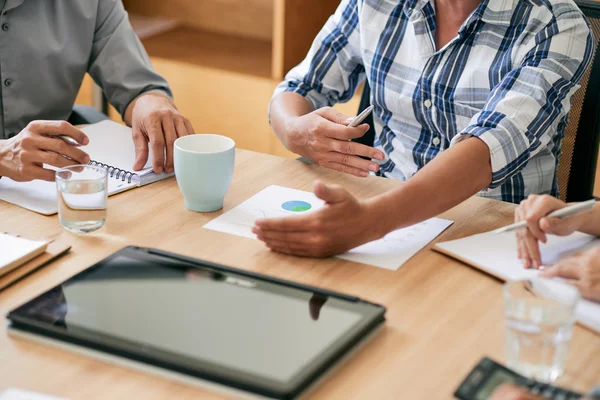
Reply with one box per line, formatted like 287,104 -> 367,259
353,0 -> 600,201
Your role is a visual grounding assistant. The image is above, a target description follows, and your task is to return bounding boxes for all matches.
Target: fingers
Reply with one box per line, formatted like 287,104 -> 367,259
540,216 -> 578,236
329,139 -> 385,161
254,227 -> 314,244
326,161 -> 370,177
315,107 -> 352,125
37,137 -> 90,164
162,116 -> 177,174
184,119 -> 195,135
27,165 -> 57,182
175,117 -> 192,138
522,231 -> 542,269
254,215 -> 312,233
540,259 -> 583,280
35,150 -> 82,169
313,181 -> 350,204
29,120 -> 90,145
132,127 -> 150,171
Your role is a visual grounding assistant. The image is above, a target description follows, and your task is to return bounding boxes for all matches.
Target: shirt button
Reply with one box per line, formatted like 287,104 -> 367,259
4,79 -> 11,87
2,23 -> 9,31
424,99 -> 432,108
432,137 -> 441,146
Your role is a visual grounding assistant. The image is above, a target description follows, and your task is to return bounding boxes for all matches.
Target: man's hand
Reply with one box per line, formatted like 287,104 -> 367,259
129,93 -> 194,174
252,181 -> 385,257
514,195 -> 587,269
285,107 -> 385,177
0,121 -> 90,182
541,248 -> 600,302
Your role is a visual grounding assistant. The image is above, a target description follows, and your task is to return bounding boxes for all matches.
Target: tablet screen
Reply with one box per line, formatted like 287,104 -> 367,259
8,248 -> 383,396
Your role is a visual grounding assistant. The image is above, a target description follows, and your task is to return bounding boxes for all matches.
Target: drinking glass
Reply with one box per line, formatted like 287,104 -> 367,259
504,278 -> 580,383
56,165 -> 108,233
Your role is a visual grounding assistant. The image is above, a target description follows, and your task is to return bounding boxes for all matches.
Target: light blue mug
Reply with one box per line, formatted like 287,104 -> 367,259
174,134 -> 235,212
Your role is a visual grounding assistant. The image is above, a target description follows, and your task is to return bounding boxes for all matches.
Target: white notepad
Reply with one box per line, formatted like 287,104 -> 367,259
0,120 -> 173,215
0,233 -> 48,277
204,185 -> 453,270
434,231 -> 600,334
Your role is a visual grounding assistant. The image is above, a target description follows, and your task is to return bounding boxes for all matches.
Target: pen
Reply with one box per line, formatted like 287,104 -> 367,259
348,105 -> 374,127
55,135 -> 81,146
492,199 -> 597,234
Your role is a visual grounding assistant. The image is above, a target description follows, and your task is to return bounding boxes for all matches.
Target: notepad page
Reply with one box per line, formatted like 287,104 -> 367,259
81,121 -> 174,183
81,121 -> 152,174
435,232 -> 600,334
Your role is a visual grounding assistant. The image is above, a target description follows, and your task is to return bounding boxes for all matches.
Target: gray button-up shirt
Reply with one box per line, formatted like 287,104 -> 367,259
0,0 -> 171,139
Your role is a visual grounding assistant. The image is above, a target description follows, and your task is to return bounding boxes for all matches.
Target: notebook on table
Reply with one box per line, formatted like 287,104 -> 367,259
0,120 -> 173,215
434,231 -> 600,335
0,233 -> 49,277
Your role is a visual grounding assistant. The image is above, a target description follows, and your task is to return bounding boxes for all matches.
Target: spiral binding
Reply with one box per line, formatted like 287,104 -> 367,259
89,160 -> 138,184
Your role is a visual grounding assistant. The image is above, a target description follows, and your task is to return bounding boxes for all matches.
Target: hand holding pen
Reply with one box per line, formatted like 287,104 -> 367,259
509,195 -> 597,269
0,120 -> 89,182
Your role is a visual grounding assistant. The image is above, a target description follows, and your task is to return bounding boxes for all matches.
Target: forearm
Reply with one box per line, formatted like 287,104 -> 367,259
269,93 -> 314,152
368,138 -> 493,236
123,91 -> 172,127
579,204 -> 600,236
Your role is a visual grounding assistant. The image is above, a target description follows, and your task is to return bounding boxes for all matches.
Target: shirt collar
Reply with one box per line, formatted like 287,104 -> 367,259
404,0 -> 517,28
3,0 -> 24,13
467,0 -> 517,27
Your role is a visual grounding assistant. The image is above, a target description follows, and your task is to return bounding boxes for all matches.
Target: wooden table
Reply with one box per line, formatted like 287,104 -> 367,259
1,149 -> 599,399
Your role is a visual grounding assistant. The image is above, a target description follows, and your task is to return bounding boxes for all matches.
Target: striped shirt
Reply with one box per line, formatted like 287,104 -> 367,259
273,0 -> 594,203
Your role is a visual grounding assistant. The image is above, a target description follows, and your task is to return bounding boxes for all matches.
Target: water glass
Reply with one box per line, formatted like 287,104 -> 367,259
56,165 -> 108,233
504,278 -> 580,383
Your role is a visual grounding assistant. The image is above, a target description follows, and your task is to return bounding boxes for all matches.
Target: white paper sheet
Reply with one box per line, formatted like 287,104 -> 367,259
0,389 -> 66,400
204,185 -> 454,270
337,218 -> 454,270
435,231 -> 600,334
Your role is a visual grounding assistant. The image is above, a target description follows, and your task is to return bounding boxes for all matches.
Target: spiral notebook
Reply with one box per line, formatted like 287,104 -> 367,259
0,120 -> 173,215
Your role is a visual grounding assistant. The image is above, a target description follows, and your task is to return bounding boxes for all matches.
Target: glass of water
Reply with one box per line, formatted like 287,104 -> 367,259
504,278 -> 580,383
56,165 -> 108,234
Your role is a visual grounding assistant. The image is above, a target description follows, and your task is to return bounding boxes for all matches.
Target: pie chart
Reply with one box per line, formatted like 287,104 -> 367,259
281,200 -> 312,212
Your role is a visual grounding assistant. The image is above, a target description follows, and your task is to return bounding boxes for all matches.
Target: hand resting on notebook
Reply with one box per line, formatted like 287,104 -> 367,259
125,92 -> 194,175
514,194 -> 600,302
0,121 -> 90,182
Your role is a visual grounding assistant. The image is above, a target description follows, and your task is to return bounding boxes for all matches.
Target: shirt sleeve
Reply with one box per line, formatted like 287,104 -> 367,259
450,8 -> 594,189
271,0 -> 365,110
87,0 -> 173,119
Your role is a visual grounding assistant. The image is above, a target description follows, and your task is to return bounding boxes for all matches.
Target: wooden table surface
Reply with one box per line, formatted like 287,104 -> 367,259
1,149 -> 599,399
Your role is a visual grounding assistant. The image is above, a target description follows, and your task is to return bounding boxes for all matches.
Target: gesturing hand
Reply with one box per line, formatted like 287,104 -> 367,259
131,94 -> 194,174
286,107 -> 385,177
514,195 -> 587,269
0,120 -> 90,182
541,248 -> 600,302
252,181 -> 385,257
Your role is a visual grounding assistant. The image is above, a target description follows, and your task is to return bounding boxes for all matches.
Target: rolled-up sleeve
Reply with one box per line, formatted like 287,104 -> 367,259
272,0 -> 365,111
87,0 -> 172,119
451,10 -> 594,189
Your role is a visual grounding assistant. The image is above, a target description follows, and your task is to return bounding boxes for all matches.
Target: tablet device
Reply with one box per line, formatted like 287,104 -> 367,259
6,246 -> 385,399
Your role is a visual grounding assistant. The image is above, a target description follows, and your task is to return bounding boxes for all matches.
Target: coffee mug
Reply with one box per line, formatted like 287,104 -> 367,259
174,134 -> 235,212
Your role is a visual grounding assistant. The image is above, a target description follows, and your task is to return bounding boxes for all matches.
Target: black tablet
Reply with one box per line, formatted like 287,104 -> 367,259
6,246 -> 385,399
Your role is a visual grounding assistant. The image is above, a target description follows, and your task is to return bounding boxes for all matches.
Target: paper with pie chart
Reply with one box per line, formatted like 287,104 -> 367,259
203,185 -> 453,270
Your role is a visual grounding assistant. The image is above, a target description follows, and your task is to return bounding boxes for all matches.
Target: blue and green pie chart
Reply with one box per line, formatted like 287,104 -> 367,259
281,200 -> 312,212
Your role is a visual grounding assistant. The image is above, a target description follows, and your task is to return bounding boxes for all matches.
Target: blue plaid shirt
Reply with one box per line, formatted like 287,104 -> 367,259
273,0 -> 594,203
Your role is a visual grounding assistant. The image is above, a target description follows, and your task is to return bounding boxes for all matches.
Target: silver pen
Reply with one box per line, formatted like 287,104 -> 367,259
493,199 -> 597,234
